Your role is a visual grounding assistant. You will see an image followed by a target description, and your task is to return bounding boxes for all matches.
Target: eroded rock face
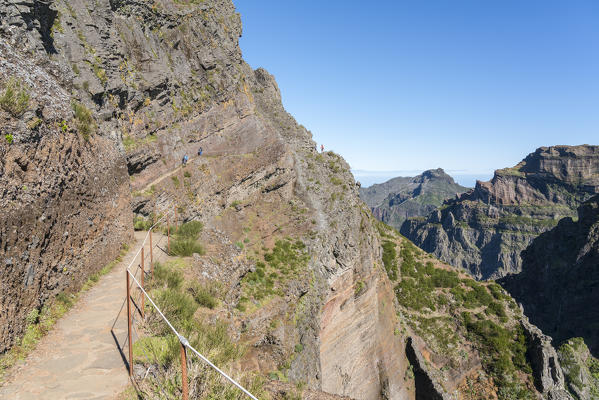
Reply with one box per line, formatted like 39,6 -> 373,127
500,195 -> 599,358
405,337 -> 451,400
0,38 -> 132,352
0,0 -> 413,396
520,318 -> 572,399
401,146 -> 599,279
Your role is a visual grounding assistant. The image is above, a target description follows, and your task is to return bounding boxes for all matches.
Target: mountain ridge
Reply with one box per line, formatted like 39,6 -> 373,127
401,145 -> 599,279
360,168 -> 469,231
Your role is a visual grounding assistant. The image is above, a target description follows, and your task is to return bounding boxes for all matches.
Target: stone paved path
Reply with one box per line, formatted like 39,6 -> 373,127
0,231 -> 168,400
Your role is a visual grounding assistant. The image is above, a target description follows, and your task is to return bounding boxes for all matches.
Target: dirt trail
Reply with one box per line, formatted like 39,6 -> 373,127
0,231 -> 168,400
142,155 -> 203,192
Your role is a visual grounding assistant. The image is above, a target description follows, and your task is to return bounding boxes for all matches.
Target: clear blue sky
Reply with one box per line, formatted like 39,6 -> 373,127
234,0 -> 599,184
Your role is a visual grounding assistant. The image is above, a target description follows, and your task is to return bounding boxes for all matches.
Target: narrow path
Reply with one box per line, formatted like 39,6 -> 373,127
142,155 -> 201,192
0,231 -> 167,400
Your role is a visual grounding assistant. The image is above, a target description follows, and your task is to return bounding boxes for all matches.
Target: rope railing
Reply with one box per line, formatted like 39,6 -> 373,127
120,208 -> 258,400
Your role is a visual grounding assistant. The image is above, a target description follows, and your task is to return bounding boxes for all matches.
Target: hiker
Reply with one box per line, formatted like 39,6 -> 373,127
320,144 -> 324,152
182,154 -> 189,166
198,147 -> 203,157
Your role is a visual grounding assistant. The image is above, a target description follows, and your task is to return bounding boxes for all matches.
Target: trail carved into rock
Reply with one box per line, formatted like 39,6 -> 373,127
0,231 -> 167,400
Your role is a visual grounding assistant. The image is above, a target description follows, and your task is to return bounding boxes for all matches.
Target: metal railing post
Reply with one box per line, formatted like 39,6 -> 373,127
174,206 -> 178,229
126,271 -> 133,377
180,342 -> 189,400
167,217 -> 171,255
149,229 -> 154,279
140,248 -> 145,319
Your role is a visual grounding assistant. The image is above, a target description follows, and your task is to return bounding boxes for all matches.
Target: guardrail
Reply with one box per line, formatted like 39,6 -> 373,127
119,209 -> 258,400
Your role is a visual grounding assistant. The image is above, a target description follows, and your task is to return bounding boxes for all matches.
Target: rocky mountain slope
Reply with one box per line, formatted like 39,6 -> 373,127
401,146 -> 599,279
0,0 -> 588,398
360,168 -> 468,231
500,195 -> 599,359
0,17 -> 132,353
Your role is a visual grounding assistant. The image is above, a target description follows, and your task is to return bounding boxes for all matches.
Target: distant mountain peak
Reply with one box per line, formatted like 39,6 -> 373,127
359,169 -> 468,230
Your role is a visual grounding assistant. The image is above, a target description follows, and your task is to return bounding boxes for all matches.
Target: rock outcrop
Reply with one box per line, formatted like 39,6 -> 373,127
521,317 -> 573,399
360,168 -> 468,231
0,28 -> 132,352
500,195 -> 599,357
556,338 -> 599,400
401,146 -> 599,279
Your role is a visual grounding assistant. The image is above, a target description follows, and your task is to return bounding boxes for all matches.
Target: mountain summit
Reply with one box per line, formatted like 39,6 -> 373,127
359,168 -> 468,230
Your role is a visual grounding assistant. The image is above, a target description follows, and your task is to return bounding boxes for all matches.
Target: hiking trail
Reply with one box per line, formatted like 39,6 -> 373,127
0,231 -> 168,400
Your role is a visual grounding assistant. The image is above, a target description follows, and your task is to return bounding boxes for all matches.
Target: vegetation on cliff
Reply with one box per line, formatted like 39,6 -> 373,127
501,195 -> 599,362
401,145 -> 599,280
378,222 -> 539,399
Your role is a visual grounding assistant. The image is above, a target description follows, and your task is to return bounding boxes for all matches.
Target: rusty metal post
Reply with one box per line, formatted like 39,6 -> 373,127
126,271 -> 133,377
180,341 -> 189,400
167,217 -> 171,255
140,248 -> 145,319
149,229 -> 154,279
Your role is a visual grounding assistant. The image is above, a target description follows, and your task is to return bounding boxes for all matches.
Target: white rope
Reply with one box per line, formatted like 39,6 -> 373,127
127,269 -> 181,338
184,340 -> 259,400
126,220 -> 259,399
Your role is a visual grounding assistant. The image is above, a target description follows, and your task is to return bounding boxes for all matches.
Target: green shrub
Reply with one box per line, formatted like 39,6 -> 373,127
133,215 -> 154,231
0,78 -> 30,117
241,238 -> 309,303
153,262 -> 183,290
72,101 -> 95,140
188,282 -> 218,309
155,288 -> 198,329
429,268 -> 460,288
168,238 -> 205,257
5,134 -> 13,144
176,221 -> 203,239
133,335 -> 179,366
354,281 -> 365,296
381,240 -> 398,280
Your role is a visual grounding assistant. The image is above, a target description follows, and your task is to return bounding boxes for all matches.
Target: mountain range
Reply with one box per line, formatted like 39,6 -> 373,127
359,168 -> 469,231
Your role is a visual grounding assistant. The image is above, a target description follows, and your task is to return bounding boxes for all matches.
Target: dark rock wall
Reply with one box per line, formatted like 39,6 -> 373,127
501,195 -> 599,357
0,37 -> 132,352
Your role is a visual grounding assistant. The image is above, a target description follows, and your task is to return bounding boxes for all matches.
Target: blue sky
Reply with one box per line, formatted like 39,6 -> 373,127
234,1 -> 599,186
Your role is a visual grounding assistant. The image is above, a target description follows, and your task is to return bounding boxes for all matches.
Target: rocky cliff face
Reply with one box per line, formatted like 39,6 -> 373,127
0,0 -> 410,397
360,168 -> 468,231
500,195 -> 599,358
0,1 -> 585,399
0,18 -> 132,352
401,146 -> 599,279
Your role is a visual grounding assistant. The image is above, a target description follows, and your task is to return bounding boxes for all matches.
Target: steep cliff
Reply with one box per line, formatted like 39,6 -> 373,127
500,195 -> 599,358
0,0 -> 410,397
0,16 -> 132,353
360,168 -> 468,231
401,146 -> 599,279
0,1 -> 583,399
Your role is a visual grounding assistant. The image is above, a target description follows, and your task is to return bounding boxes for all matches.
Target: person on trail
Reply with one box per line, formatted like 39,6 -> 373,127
182,154 -> 189,166
198,147 -> 203,157
320,144 -> 324,152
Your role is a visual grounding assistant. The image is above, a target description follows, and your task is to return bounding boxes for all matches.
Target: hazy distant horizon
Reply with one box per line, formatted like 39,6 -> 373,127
352,169 -> 493,188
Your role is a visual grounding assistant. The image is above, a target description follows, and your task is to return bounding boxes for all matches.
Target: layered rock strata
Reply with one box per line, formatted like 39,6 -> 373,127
401,146 -> 599,279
